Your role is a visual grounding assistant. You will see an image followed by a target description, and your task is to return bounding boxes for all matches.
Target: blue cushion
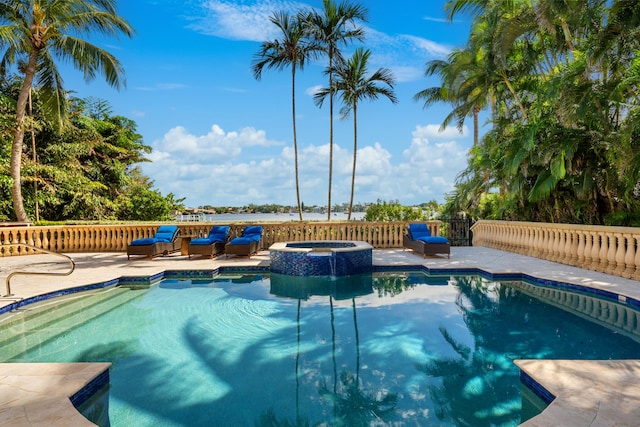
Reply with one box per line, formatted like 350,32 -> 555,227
155,225 -> 178,242
411,232 -> 431,241
242,226 -> 263,237
194,225 -> 229,245
129,238 -> 158,246
190,237 -> 216,245
209,225 -> 230,238
417,236 -> 449,244
228,237 -> 254,245
408,223 -> 430,239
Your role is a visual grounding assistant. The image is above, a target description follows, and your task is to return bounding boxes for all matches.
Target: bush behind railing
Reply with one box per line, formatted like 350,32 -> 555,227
0,221 -> 444,256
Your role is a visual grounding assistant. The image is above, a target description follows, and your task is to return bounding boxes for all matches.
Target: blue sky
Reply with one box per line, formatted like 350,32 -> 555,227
64,0 -> 478,208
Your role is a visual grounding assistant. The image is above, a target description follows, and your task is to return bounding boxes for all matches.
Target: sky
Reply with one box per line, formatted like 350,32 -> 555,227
63,0 -> 480,209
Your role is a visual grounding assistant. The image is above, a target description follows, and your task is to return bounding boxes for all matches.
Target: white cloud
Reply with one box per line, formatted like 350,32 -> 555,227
142,122 -> 471,207
189,1 -> 451,85
151,124 -> 282,161
356,28 -> 452,85
399,35 -> 453,57
388,66 -> 424,83
192,0 -> 304,41
389,125 -> 469,201
415,123 -> 469,139
305,85 -> 323,97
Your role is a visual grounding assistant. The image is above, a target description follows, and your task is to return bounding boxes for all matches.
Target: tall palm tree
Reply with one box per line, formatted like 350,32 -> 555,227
315,48 -> 397,219
0,0 -> 134,223
303,0 -> 367,219
252,10 -> 319,221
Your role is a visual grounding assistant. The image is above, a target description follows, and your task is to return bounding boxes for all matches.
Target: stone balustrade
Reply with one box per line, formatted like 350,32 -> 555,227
471,220 -> 640,280
0,221 -> 443,257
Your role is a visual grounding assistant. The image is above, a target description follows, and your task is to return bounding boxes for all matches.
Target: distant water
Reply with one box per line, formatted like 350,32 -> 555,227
175,212 -> 366,222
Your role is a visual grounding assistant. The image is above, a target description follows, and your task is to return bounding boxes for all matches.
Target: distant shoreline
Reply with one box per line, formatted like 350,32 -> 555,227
175,212 -> 367,222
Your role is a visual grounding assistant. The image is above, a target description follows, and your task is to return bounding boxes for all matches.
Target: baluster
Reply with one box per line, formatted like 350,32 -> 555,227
519,224 -> 526,254
604,232 -> 618,274
623,234 -> 637,279
614,233 -> 627,276
598,232 -> 609,273
566,228 -> 577,265
507,224 -> 515,252
531,228 -> 540,258
564,229 -> 573,264
588,231 -> 600,272
526,225 -> 534,256
582,231 -> 593,268
634,235 -> 640,281
41,229 -> 50,253
576,229 -> 585,267
554,229 -> 564,263
545,229 -> 554,261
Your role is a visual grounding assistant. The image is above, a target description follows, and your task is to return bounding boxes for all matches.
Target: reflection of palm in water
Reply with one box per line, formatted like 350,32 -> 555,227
318,295 -> 398,426
257,289 -> 398,427
417,276 -> 539,426
319,371 -> 398,426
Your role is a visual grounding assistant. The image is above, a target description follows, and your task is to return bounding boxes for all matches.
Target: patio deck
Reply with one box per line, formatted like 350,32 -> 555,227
1,246 -> 639,426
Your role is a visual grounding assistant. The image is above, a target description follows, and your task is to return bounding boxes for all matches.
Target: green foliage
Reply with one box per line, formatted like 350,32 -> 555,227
0,84 -> 183,221
364,199 -> 425,222
433,1 -> 640,225
117,187 -> 180,221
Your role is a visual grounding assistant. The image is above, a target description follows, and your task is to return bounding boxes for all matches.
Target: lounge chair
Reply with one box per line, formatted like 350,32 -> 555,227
127,225 -> 181,260
188,225 -> 230,259
225,225 -> 263,258
403,223 -> 450,259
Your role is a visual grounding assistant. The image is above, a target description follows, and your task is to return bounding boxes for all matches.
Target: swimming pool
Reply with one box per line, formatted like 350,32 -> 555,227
2,270 -> 640,426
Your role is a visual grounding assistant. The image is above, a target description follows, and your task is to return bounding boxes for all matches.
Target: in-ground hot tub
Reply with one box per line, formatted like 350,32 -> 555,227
269,240 -> 373,276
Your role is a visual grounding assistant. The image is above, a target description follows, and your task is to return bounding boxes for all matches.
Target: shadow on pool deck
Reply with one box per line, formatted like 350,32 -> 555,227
1,246 -> 640,427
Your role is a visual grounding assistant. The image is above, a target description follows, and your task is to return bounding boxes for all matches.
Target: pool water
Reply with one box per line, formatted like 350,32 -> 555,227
2,271 -> 640,426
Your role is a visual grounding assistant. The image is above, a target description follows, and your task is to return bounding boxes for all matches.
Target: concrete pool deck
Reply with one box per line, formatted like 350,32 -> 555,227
1,246 -> 639,426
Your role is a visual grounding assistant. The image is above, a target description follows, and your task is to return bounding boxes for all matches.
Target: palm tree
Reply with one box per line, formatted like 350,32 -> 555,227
415,48 -> 488,147
252,10 -> 319,221
0,0 -> 134,223
315,48 -> 397,219
303,0 -> 367,220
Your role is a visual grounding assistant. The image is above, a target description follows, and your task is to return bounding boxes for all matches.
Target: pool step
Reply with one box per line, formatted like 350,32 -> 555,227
0,286 -> 143,361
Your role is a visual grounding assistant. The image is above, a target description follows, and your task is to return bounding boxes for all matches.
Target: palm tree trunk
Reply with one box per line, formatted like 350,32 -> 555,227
352,298 -> 360,381
295,299 -> 301,423
502,73 -> 528,121
327,49 -> 334,220
11,52 -> 38,223
29,90 -> 39,222
292,67 -> 303,221
348,103 -> 357,220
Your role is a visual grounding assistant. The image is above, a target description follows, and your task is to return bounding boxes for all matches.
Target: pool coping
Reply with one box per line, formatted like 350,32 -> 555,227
1,248 -> 640,426
514,359 -> 640,426
0,362 -> 111,426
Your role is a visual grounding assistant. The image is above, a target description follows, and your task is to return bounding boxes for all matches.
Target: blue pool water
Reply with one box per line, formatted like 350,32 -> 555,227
2,271 -> 640,426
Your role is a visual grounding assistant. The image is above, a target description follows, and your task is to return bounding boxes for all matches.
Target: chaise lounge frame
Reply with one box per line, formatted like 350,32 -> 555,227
188,240 -> 226,259
225,240 -> 260,258
225,225 -> 263,259
403,234 -> 450,259
127,226 -> 182,260
187,225 -> 230,260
